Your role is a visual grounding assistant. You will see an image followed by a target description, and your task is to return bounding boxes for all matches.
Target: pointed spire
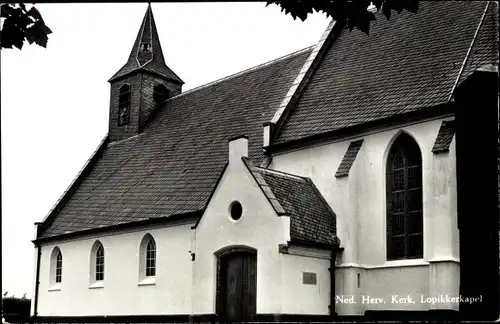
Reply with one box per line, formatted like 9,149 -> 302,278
136,3 -> 154,66
109,3 -> 183,84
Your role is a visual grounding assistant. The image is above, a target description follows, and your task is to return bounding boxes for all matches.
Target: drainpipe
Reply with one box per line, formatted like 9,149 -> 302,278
33,244 -> 41,319
32,222 -> 42,320
329,244 -> 344,318
329,250 -> 336,317
329,246 -> 339,318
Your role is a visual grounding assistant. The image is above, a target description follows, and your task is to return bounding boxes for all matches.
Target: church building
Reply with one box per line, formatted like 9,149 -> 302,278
31,1 -> 499,322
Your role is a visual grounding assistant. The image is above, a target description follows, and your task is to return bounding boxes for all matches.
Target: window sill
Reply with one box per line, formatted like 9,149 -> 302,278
48,284 -> 61,292
337,258 -> 428,269
427,256 -> 460,263
89,281 -> 104,289
380,258 -> 428,268
138,277 -> 156,286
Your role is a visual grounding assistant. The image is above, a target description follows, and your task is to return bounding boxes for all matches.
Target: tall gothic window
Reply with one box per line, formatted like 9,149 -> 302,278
50,247 -> 63,285
118,84 -> 131,126
55,251 -> 63,283
146,238 -> 156,277
386,133 -> 423,260
95,244 -> 105,281
139,234 -> 157,280
90,240 -> 105,284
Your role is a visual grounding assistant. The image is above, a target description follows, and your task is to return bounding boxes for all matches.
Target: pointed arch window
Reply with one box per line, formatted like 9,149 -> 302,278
146,238 -> 156,277
118,84 -> 131,126
139,234 -> 157,283
90,241 -> 105,285
56,251 -> 62,283
95,245 -> 105,281
386,133 -> 423,260
50,247 -> 63,287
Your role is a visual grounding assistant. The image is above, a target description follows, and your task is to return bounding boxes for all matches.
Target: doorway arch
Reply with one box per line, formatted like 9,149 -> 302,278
215,246 -> 257,321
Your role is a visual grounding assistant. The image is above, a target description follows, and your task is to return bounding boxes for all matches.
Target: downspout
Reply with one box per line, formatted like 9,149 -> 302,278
329,244 -> 344,318
33,244 -> 42,318
329,248 -> 336,317
329,245 -> 342,318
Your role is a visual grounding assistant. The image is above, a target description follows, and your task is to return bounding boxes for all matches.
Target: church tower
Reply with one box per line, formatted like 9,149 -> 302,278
108,4 -> 184,143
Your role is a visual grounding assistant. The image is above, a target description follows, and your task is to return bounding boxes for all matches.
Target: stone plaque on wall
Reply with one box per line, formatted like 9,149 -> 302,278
302,272 -> 317,285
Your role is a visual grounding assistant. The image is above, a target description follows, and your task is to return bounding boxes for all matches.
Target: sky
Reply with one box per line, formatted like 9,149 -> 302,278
1,3 -> 329,298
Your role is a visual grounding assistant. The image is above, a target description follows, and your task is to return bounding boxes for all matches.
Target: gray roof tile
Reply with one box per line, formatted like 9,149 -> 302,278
275,1 -> 498,145
39,48 -> 311,238
243,158 -> 337,245
432,120 -> 455,153
39,1 -> 498,241
335,140 -> 363,178
457,2 -> 499,85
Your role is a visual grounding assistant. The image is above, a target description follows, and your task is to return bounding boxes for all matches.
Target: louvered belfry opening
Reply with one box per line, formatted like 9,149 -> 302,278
118,84 -> 131,126
153,84 -> 170,108
137,5 -> 153,66
386,133 -> 423,260
138,42 -> 152,66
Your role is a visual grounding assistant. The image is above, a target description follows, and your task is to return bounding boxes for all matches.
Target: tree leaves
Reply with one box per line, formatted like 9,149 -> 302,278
267,0 -> 420,34
2,296 -> 31,323
0,1 -> 422,52
27,20 -> 52,47
1,16 -> 26,49
27,6 -> 43,21
0,3 -> 52,50
267,0 -> 313,21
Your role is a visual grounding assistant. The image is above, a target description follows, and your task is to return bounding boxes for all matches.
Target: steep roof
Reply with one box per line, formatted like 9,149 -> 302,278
38,48 -> 311,239
37,1 -> 498,241
242,158 -> 337,245
274,1 -> 498,145
108,4 -> 183,84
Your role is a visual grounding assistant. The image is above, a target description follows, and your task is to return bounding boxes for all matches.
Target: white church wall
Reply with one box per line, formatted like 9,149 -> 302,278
192,138 -> 291,315
36,222 -> 194,316
270,116 -> 459,315
281,250 -> 331,314
34,117 -> 460,317
335,264 -> 430,314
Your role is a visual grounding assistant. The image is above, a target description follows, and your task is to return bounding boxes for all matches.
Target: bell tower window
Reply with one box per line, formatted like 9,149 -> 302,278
118,84 -> 131,126
153,84 -> 170,107
140,43 -> 151,52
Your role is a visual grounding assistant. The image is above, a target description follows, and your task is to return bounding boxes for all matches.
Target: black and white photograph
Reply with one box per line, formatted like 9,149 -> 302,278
2,1 -> 499,323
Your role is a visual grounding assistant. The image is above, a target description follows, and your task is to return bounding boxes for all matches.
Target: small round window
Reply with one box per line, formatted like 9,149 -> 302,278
229,201 -> 243,221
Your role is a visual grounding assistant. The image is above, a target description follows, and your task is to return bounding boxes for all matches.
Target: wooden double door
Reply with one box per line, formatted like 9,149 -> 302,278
217,250 -> 257,321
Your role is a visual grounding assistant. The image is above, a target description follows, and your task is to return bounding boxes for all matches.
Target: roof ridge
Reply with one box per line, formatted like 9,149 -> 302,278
264,19 -> 341,147
449,1 -> 491,101
165,45 -> 315,101
241,157 -> 288,216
